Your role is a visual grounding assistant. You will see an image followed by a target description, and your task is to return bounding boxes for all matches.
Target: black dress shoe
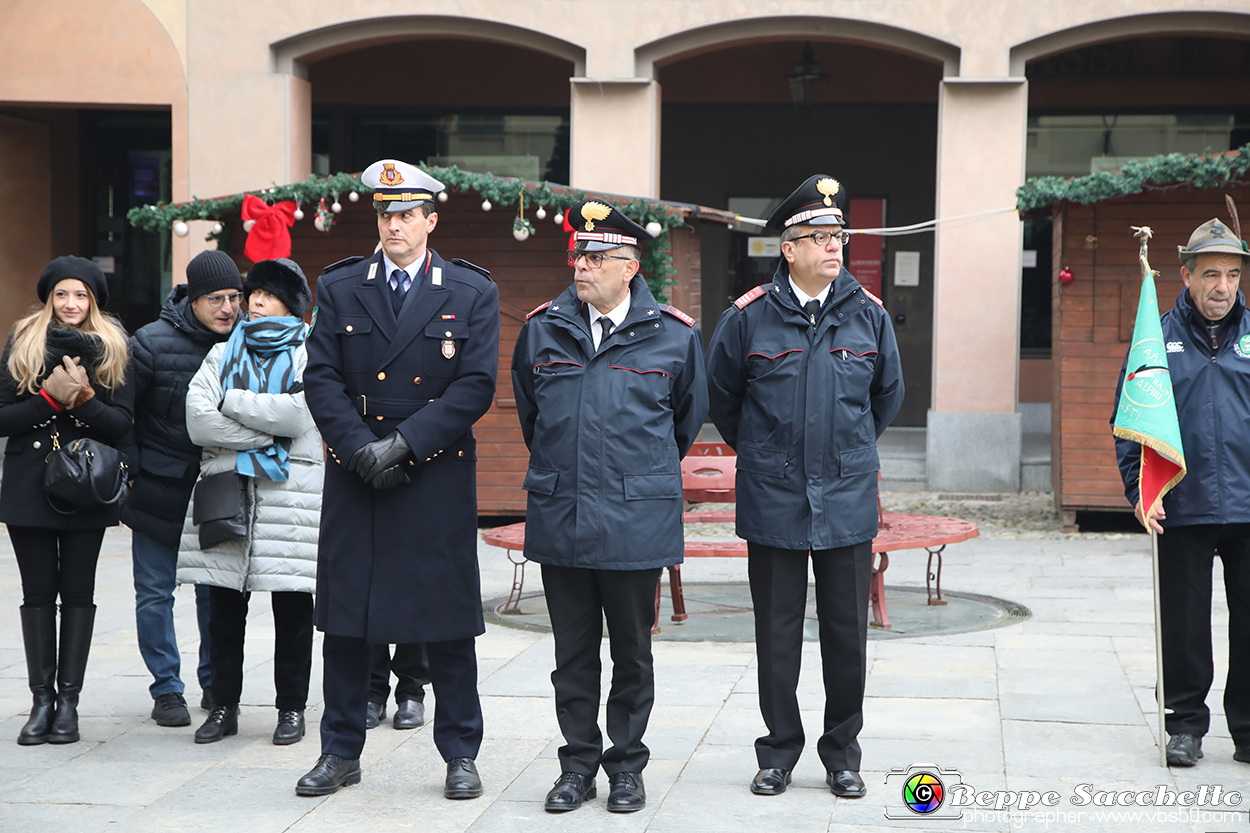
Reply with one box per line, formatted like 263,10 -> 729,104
273,710 -> 305,745
827,770 -> 866,797
1166,733 -> 1203,766
544,772 -> 596,812
151,692 -> 191,727
365,701 -> 385,730
296,754 -> 362,796
444,757 -> 483,799
393,699 -> 425,730
607,772 -> 645,813
750,767 -> 792,795
194,705 -> 239,744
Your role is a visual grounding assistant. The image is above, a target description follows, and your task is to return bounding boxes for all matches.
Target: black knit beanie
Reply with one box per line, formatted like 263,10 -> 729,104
185,250 -> 242,301
38,256 -> 109,307
243,258 -> 312,319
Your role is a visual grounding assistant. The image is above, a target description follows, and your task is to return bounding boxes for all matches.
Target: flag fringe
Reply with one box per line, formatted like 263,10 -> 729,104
1112,425 -> 1186,471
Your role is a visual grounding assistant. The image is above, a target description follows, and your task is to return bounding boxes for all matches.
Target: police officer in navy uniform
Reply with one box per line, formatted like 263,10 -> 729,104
705,175 -> 904,800
512,201 -> 708,813
296,159 -> 500,798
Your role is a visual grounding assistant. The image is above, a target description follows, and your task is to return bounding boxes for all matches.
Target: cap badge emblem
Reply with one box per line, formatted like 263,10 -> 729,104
379,164 -> 404,186
816,178 -> 841,207
581,201 -> 612,231
1212,222 -> 1226,238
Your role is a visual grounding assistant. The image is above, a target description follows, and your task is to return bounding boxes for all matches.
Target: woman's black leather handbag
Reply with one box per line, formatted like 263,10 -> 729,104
192,470 -> 249,549
44,433 -> 129,513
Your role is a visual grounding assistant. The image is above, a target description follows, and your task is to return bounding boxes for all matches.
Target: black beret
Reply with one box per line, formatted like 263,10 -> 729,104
38,256 -> 109,307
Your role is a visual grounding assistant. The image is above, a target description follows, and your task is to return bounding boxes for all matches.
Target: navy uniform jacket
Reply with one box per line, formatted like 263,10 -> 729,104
705,264 -> 904,551
512,276 -> 708,570
1114,288 -> 1250,526
304,249 -> 499,643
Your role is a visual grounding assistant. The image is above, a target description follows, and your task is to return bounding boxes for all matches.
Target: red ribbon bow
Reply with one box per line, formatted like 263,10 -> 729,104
241,194 -> 297,263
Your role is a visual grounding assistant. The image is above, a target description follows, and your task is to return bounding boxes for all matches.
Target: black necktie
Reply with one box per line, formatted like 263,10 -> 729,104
596,317 -> 615,350
804,299 -> 820,328
390,269 -> 408,315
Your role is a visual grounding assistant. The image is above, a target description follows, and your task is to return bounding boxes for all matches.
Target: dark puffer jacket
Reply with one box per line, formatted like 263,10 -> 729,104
119,285 -> 229,547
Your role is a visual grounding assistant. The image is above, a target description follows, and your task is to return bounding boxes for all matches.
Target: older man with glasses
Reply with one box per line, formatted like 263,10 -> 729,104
512,200 -> 708,813
705,175 -> 904,800
120,250 -> 244,728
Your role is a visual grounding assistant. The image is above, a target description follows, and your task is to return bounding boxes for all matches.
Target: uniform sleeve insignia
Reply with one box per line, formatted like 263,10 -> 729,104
660,304 -> 695,327
860,287 -> 885,308
526,300 -> 553,319
733,284 -> 769,310
450,258 -> 492,280
322,256 -> 364,275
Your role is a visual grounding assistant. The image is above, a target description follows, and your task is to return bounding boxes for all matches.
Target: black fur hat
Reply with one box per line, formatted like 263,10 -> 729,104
243,258 -> 312,319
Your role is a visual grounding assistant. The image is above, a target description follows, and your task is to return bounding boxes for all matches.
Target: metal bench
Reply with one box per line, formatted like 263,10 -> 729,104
482,443 -> 978,630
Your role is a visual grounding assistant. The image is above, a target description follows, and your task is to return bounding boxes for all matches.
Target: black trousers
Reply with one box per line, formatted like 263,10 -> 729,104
1158,523 -> 1250,745
541,564 -> 662,776
9,526 -> 106,608
369,643 -> 430,704
748,540 -> 872,773
320,633 -> 482,761
207,587 -> 313,711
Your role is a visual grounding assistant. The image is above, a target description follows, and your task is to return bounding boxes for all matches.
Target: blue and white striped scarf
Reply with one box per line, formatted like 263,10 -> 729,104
218,315 -> 306,481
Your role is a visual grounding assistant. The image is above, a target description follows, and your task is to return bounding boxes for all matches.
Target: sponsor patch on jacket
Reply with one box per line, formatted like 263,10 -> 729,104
1166,340 -> 1184,353
1236,334 -> 1250,358
526,300 -> 553,319
733,285 -> 769,309
659,304 -> 695,327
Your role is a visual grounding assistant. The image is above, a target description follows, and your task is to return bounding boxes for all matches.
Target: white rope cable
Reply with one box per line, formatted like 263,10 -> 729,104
733,205 -> 1017,237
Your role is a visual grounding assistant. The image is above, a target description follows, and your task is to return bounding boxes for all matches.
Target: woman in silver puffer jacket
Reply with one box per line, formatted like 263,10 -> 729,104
177,258 -> 322,746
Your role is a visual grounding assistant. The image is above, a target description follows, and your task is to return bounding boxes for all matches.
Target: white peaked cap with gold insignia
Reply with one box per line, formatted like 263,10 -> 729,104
361,159 -> 445,213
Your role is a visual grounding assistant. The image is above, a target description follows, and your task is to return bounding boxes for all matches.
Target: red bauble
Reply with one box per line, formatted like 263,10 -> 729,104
1058,267 -> 1074,285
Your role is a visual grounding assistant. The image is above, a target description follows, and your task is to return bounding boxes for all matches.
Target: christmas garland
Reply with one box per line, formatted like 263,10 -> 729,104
126,167 -> 685,300
1016,144 -> 1250,213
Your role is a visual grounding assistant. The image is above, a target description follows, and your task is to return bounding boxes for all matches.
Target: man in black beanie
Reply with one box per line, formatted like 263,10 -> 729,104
120,249 -> 243,728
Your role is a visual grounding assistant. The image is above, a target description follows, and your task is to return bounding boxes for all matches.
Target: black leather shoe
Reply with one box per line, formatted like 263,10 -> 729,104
544,772 -> 596,812
393,699 -> 425,730
607,772 -> 645,813
444,757 -> 483,799
1166,733 -> 1202,766
750,767 -> 792,796
296,754 -> 361,796
1234,745 -> 1250,764
273,710 -> 305,745
827,770 -> 867,797
194,705 -> 239,744
152,692 -> 191,727
365,701 -> 385,730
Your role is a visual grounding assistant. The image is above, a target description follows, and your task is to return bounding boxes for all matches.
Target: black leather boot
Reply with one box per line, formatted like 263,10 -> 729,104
49,605 -> 94,744
17,606 -> 57,746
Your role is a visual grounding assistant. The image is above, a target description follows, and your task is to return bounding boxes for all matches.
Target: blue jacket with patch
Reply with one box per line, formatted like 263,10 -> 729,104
705,264 -> 904,551
1113,288 -> 1250,526
512,276 -> 708,570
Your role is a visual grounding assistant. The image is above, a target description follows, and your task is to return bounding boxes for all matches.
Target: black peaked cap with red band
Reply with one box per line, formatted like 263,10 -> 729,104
564,199 -> 651,253
766,174 -> 849,233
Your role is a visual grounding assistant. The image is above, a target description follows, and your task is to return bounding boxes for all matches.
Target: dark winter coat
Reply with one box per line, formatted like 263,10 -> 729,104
119,285 -> 230,547
511,276 -> 708,570
705,264 -> 905,551
0,329 -> 134,529
1114,288 -> 1250,526
304,249 -> 499,643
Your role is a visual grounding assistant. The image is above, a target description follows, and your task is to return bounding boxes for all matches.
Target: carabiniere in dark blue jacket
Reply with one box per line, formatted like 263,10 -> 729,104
1114,288 -> 1250,526
512,275 -> 709,571
705,264 -> 904,551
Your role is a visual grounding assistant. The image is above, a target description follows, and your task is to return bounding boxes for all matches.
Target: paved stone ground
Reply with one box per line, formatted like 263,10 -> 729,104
0,499 -> 1245,832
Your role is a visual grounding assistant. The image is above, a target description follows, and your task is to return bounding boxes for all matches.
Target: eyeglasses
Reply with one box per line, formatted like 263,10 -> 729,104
790,230 -> 850,247
567,251 -> 636,269
201,291 -> 242,308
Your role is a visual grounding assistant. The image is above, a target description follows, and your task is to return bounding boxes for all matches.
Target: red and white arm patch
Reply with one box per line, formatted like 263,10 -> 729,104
526,300 -> 553,319
660,304 -> 695,327
733,284 -> 769,310
861,287 -> 884,308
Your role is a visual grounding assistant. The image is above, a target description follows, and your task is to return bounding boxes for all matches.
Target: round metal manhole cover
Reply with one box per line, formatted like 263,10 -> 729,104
485,583 -> 1029,641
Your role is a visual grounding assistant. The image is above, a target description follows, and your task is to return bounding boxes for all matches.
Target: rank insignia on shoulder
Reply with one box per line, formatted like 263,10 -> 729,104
322,256 -> 364,275
526,300 -> 553,319
660,304 -> 695,327
860,287 -> 884,308
733,285 -> 769,310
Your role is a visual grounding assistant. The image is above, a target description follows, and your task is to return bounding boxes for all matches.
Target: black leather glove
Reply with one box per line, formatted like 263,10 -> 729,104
287,381 -> 304,394
370,464 -> 410,490
347,431 -> 412,484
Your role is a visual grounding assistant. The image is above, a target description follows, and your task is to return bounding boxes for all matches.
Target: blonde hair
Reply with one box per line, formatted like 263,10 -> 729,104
7,290 -> 130,395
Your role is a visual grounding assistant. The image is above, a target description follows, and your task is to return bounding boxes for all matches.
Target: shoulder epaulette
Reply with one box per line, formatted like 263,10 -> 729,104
659,304 -> 695,327
860,287 -> 885,309
526,301 -> 553,319
733,284 -> 769,310
450,258 -> 492,280
322,256 -> 364,275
